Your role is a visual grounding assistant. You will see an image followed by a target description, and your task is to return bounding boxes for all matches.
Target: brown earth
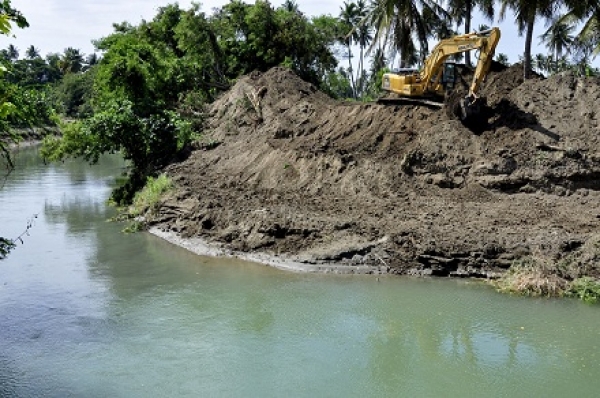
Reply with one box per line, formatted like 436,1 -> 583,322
150,64 -> 600,279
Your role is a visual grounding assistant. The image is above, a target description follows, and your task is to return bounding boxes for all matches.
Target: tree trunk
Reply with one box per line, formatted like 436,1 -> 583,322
358,45 -> 364,98
347,44 -> 356,99
465,1 -> 473,68
523,14 -> 535,79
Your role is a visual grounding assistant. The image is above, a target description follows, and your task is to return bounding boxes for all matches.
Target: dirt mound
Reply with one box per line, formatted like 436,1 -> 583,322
152,66 -> 600,279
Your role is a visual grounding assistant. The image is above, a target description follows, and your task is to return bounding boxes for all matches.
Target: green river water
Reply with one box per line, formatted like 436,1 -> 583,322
1,147 -> 600,397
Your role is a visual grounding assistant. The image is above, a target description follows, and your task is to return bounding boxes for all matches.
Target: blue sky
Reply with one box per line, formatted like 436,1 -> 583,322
5,0 -> 598,67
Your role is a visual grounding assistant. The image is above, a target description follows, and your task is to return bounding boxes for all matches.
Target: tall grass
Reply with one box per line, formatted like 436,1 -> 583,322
130,174 -> 173,218
493,256 -> 600,304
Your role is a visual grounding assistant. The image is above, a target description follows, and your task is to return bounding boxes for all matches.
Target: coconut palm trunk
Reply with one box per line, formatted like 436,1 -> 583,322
464,0 -> 473,67
523,14 -> 535,79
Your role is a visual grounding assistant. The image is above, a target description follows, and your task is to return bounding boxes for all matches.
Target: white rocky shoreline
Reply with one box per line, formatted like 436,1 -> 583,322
149,227 -> 392,275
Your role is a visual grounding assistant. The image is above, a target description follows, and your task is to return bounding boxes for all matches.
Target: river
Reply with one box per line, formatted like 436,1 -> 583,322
1,147 -> 600,397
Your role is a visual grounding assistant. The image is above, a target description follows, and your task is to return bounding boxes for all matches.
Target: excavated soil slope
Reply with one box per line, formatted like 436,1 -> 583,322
152,65 -> 600,278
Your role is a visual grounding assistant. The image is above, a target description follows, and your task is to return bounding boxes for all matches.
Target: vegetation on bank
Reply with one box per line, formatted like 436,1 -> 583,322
493,237 -> 600,303
118,174 -> 174,233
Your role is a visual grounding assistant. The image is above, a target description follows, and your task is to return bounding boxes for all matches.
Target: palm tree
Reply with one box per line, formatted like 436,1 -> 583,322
355,0 -> 372,97
446,0 -> 495,67
561,0 -> 600,56
368,0 -> 448,68
6,44 -> 18,61
25,45 -> 40,59
83,53 -> 99,71
499,0 -> 557,79
533,52 -> 548,74
340,1 -> 359,97
59,47 -> 84,74
495,53 -> 510,65
540,19 -> 575,65
282,0 -> 300,13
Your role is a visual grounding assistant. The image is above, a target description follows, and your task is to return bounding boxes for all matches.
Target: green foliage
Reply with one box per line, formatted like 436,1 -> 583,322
5,86 -> 56,127
493,251 -> 600,304
567,277 -> 600,304
42,101 -> 190,204
0,236 -> 15,259
50,67 -> 96,117
212,0 -> 338,86
1,0 -> 36,260
321,69 -> 354,99
118,173 -> 173,233
94,38 -> 169,115
1,0 -> 29,166
130,174 -> 173,218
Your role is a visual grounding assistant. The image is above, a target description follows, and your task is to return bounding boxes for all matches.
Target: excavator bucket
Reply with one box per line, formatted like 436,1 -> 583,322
458,97 -> 482,121
444,91 -> 488,129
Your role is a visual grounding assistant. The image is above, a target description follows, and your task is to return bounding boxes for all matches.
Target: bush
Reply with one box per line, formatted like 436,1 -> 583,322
50,68 -> 96,118
493,257 -> 569,297
567,277 -> 600,304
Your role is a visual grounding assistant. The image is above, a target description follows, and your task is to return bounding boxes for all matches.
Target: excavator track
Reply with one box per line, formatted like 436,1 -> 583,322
376,96 -> 443,109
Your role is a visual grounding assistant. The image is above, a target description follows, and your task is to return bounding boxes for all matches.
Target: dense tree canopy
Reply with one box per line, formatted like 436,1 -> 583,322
41,1 -> 342,205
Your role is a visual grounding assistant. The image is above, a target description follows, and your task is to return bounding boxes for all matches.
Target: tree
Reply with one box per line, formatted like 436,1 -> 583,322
1,0 -> 29,259
25,44 -> 39,59
367,0 -> 448,68
59,47 -> 84,74
495,52 -> 510,65
86,53 -> 99,67
499,0 -> 557,79
354,0 -> 373,97
6,43 -> 18,61
44,53 -> 63,83
446,0 -> 495,67
282,0 -> 300,13
540,18 -> 575,66
561,0 -> 600,57
340,1 -> 359,97
43,32 -> 191,203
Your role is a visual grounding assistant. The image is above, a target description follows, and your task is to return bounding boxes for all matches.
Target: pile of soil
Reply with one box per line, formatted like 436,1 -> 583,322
151,65 -> 600,278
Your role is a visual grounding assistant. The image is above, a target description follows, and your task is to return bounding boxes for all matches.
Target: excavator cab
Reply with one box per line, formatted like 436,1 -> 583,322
441,63 -> 458,91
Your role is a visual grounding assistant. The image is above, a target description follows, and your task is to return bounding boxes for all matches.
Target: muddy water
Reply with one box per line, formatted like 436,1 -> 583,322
2,147 -> 600,397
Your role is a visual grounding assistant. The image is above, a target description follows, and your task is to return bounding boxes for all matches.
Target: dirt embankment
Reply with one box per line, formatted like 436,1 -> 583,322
150,65 -> 600,279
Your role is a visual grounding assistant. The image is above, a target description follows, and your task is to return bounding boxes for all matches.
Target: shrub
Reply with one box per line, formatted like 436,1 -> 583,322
567,277 -> 600,304
493,257 -> 569,297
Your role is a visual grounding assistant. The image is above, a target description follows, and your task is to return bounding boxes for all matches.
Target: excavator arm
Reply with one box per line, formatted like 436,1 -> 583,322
419,27 -> 501,98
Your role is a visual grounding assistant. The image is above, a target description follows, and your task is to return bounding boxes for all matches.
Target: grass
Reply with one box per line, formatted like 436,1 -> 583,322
493,257 -> 569,297
130,174 -> 173,217
116,174 -> 173,233
493,256 -> 600,304
566,277 -> 600,304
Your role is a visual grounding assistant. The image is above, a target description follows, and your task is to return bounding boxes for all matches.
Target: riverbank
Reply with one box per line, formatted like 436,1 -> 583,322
7,126 -> 58,150
149,227 -> 391,275
147,65 -> 600,298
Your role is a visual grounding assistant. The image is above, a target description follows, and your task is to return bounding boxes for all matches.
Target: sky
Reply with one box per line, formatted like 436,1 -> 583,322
5,0 -> 599,68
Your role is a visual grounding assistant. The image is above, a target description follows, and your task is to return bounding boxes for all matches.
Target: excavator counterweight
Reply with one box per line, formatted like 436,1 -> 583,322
380,28 -> 501,124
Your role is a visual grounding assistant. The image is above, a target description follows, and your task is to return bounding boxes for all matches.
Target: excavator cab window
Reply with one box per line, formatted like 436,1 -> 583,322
441,63 -> 457,90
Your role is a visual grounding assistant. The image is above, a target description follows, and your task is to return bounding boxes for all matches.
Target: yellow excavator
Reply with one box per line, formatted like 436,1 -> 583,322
379,27 -> 501,122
